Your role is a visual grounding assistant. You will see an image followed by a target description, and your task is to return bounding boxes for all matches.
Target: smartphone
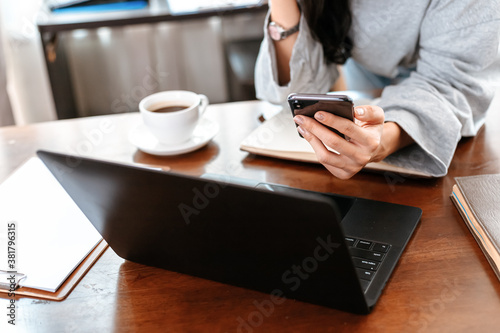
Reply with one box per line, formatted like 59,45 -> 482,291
288,93 -> 354,139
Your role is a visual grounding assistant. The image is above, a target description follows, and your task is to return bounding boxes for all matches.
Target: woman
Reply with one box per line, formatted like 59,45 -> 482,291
255,0 -> 500,179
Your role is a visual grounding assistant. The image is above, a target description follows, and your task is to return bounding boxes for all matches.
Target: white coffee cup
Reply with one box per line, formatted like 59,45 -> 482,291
139,90 -> 209,145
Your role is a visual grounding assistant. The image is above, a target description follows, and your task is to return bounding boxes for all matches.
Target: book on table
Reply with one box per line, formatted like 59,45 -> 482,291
451,174 -> 500,281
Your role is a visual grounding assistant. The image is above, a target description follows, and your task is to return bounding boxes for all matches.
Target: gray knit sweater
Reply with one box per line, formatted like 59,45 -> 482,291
255,0 -> 500,176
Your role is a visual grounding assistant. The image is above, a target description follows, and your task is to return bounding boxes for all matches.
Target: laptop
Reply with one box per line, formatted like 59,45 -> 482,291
37,150 -> 421,314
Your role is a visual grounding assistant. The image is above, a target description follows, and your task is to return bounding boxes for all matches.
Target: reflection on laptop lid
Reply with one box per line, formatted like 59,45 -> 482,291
37,150 -> 421,314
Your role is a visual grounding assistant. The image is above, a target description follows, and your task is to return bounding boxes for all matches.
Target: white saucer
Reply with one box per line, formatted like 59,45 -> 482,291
128,118 -> 219,156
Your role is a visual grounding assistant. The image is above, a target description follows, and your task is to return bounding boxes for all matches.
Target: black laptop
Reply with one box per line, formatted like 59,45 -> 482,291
37,150 -> 421,314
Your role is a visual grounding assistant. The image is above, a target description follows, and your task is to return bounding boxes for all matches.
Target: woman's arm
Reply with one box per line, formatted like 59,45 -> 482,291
254,2 -> 338,105
268,0 -> 301,85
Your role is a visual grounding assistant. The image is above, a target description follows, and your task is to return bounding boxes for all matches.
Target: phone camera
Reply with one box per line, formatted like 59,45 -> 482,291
294,102 -> 302,109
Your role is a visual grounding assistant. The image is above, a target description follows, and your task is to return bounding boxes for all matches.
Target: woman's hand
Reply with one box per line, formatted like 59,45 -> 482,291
294,105 -> 412,179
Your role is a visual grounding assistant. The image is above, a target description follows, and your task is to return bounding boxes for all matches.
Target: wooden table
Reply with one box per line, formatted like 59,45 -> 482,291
1,99 -> 500,332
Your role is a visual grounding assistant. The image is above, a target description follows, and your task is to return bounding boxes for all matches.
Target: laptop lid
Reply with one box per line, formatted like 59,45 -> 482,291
37,150 -> 420,314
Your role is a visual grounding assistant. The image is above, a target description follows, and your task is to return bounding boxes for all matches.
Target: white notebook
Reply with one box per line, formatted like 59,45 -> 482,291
0,157 -> 102,292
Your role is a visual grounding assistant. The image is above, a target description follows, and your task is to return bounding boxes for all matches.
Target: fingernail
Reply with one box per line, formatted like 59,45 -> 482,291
294,116 -> 303,125
314,112 -> 324,121
355,107 -> 365,116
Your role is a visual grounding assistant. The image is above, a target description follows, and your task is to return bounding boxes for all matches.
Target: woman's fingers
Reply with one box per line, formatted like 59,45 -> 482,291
295,114 -> 355,158
294,104 -> 386,179
296,125 -> 359,179
313,105 -> 384,143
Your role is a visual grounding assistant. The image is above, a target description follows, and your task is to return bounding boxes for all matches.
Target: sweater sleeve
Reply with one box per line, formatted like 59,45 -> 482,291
380,1 -> 500,177
254,11 -> 339,107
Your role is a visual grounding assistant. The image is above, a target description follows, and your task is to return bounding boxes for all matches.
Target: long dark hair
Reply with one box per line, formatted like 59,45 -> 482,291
300,0 -> 352,64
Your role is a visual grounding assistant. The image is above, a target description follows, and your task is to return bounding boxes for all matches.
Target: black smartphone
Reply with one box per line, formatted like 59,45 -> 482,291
288,93 -> 354,139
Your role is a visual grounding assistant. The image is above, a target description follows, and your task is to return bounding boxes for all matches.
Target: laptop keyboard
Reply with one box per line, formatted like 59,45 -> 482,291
345,237 -> 391,291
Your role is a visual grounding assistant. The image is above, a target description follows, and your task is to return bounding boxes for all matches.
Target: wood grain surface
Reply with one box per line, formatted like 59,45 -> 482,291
1,97 -> 499,332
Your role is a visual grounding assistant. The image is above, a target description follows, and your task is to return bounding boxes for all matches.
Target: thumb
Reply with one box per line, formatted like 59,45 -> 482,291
354,105 -> 384,125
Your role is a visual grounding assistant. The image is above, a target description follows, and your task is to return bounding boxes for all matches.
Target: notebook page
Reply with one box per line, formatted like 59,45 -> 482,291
0,157 -> 101,292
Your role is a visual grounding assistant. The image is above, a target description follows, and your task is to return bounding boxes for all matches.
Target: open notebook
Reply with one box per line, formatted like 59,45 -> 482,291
240,103 -> 431,178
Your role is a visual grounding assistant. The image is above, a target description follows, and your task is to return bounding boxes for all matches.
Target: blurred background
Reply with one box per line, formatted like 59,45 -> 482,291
0,0 -> 267,125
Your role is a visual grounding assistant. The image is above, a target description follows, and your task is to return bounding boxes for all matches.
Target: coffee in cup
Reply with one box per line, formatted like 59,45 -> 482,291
150,105 -> 191,113
139,90 -> 209,145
